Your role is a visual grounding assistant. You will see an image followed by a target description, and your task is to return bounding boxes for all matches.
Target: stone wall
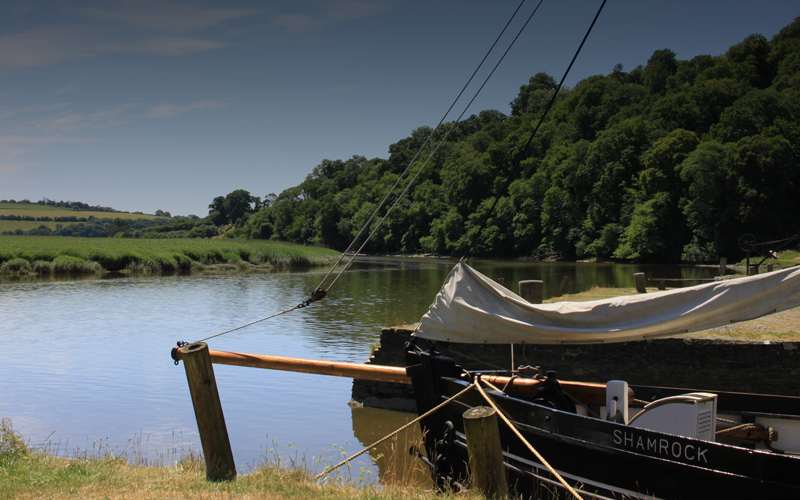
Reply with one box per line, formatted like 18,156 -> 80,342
351,325 -> 800,411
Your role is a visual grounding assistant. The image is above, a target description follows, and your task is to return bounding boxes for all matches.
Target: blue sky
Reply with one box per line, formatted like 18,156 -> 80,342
1,1 -> 797,217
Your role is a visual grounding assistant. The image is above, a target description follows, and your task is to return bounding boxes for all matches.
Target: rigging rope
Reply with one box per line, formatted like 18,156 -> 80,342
180,0 -> 547,344
316,0 -> 541,294
474,379 -> 584,500
316,377 -> 583,498
312,383 -> 477,481
462,0 -> 607,258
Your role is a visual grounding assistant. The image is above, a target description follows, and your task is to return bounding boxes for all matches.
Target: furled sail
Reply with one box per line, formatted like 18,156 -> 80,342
413,262 -> 800,344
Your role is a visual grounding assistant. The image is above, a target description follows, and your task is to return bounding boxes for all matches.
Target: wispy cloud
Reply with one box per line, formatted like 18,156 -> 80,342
0,135 -> 99,150
78,2 -> 263,34
54,77 -> 87,95
0,135 -> 98,176
0,3 -> 263,69
11,104 -> 138,134
271,0 -> 392,32
0,1 -> 394,69
0,161 -> 29,176
146,100 -> 224,119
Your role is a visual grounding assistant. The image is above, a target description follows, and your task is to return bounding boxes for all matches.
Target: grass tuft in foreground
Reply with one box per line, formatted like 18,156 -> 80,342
0,418 -> 489,500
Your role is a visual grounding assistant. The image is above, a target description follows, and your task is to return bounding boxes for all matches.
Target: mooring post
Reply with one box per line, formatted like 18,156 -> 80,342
555,275 -> 568,297
180,341 -> 236,481
634,272 -> 646,293
463,406 -> 508,499
518,280 -> 543,304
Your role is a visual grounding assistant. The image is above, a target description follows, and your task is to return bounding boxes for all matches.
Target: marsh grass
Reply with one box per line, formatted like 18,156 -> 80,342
0,236 -> 340,276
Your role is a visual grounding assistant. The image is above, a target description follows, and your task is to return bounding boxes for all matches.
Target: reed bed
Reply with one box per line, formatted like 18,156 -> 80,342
0,236 -> 340,275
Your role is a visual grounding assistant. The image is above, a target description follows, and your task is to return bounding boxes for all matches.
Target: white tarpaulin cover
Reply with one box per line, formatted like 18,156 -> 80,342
413,262 -> 800,344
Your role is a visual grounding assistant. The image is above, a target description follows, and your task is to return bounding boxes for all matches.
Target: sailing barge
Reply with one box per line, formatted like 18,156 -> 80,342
401,262 -> 800,499
173,262 -> 800,498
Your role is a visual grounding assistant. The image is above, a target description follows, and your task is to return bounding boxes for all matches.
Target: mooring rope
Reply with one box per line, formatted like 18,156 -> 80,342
316,0 -> 545,295
462,0 -> 607,258
316,376 -> 583,499
179,0 -> 547,346
312,383 -> 477,481
474,380 -> 584,500
191,298 -> 315,344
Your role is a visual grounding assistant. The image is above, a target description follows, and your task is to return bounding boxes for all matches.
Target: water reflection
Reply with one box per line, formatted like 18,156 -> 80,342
0,257 -> 720,480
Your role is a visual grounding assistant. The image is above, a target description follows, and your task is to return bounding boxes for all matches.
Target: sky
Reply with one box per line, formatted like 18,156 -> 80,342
0,1 -> 798,217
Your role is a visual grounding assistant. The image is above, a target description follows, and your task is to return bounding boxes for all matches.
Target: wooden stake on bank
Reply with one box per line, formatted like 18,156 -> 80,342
463,406 -> 508,499
179,342 -> 236,481
518,280 -> 544,304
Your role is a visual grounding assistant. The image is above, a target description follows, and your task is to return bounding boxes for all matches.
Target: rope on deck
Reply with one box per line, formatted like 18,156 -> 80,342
312,383 -> 476,481
316,376 -> 584,500
474,379 -> 584,500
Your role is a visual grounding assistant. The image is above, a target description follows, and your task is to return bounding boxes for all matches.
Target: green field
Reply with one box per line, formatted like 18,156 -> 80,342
0,203 -> 162,232
0,236 -> 340,274
0,202 -> 160,219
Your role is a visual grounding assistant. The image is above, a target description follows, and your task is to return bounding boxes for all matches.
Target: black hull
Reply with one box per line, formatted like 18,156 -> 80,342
406,350 -> 800,499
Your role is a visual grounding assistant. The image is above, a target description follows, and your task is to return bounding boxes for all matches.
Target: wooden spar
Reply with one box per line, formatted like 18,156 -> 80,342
172,347 -> 411,384
171,346 -> 622,405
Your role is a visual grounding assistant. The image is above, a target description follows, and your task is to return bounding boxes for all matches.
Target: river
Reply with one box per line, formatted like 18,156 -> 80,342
0,257 -> 719,481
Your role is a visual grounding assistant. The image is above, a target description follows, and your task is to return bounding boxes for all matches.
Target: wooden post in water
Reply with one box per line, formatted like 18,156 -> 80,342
719,257 -> 727,276
634,272 -> 646,293
463,406 -> 508,499
519,280 -> 543,304
180,342 -> 236,481
555,275 -> 568,297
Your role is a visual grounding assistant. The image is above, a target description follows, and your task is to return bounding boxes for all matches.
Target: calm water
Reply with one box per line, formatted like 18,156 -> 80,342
0,257 -> 718,479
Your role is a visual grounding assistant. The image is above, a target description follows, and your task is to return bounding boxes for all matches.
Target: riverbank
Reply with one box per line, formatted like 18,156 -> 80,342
0,417 -> 475,500
0,236 -> 340,276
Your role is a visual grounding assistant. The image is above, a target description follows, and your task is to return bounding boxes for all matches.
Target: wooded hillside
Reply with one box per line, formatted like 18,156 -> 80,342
237,18 -> 800,262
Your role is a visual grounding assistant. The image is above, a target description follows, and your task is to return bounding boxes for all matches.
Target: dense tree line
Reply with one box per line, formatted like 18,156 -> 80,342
0,198 -> 119,212
2,216 -> 180,238
232,18 -> 800,262
9,19 -> 799,264
0,215 -> 91,222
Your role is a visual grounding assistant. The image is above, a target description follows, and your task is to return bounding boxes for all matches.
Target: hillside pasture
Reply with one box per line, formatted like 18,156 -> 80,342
0,203 -> 160,220
0,203 -> 163,233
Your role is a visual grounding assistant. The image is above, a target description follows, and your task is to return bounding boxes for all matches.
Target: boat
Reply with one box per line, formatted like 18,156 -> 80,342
402,261 -> 800,499
168,1 -> 800,495
172,261 -> 800,496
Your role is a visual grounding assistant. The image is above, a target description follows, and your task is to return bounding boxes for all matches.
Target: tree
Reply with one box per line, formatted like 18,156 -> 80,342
643,49 -> 677,94
510,72 -> 558,117
108,217 -> 128,237
207,190 -> 259,226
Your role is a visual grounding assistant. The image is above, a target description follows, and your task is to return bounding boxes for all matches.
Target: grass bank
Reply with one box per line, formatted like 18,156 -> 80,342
0,418 -> 481,500
546,280 -> 800,342
0,236 -> 340,275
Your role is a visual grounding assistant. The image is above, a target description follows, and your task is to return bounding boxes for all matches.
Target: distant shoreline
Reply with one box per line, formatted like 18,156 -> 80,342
0,235 -> 340,277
